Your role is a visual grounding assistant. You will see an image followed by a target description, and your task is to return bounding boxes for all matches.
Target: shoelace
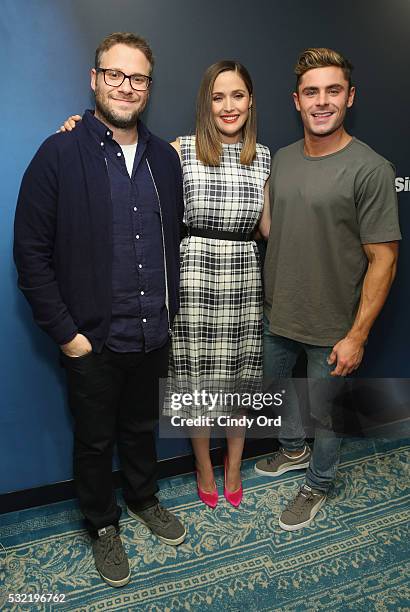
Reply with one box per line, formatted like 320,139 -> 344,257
267,449 -> 284,465
286,488 -> 316,517
152,504 -> 171,524
100,531 -> 125,566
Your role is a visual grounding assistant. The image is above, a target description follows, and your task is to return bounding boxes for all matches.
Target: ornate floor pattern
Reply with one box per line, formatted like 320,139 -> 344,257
0,438 -> 409,611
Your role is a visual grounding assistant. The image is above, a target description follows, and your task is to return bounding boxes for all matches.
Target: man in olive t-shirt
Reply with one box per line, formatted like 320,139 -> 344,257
255,48 -> 401,531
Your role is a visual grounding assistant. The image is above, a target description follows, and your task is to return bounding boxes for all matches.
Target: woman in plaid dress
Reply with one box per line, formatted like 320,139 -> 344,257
58,61 -> 270,509
168,61 -> 270,507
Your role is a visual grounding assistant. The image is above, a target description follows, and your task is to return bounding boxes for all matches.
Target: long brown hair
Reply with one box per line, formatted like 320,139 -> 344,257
195,60 -> 257,166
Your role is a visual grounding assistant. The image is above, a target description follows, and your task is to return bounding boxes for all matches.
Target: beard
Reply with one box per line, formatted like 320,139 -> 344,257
94,87 -> 146,129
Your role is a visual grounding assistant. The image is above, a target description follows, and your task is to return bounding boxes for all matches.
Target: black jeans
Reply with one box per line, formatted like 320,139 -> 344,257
62,343 -> 169,536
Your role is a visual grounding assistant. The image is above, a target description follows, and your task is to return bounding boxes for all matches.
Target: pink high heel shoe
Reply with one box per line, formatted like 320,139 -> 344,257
224,457 -> 243,507
196,472 -> 218,508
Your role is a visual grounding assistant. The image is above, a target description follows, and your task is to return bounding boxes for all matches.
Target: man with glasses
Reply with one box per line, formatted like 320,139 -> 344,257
14,32 -> 185,587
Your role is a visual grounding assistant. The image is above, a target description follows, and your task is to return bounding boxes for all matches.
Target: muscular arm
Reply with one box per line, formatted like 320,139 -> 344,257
329,241 -> 399,376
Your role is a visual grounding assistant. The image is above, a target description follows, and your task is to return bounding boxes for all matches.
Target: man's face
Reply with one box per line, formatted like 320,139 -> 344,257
91,43 -> 151,129
293,66 -> 355,138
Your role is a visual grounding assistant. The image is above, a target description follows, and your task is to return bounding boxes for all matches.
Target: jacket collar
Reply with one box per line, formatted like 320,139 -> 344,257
82,109 -> 151,146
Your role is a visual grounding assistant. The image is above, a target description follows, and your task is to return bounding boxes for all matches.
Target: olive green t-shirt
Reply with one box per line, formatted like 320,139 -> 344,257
264,137 -> 401,346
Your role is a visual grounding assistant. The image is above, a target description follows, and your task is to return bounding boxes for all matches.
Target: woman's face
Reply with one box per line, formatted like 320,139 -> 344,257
211,70 -> 251,144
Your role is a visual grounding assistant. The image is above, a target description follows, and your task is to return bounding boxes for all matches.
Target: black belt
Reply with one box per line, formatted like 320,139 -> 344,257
188,227 -> 253,241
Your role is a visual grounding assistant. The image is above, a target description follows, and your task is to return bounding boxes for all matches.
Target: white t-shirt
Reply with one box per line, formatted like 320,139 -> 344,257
120,143 -> 138,177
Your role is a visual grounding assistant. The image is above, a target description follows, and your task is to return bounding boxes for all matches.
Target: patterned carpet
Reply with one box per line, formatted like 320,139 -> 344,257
0,438 -> 409,611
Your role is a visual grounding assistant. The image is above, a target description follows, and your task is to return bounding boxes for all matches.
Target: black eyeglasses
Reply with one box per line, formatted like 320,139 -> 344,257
96,68 -> 152,91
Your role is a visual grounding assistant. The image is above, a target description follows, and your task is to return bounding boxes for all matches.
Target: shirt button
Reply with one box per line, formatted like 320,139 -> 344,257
142,318 -> 147,323
138,264 -> 143,269
106,131 -> 110,136
117,152 -> 122,157
133,207 -> 137,212
136,235 -> 140,239
140,291 -> 144,295
100,142 -> 104,147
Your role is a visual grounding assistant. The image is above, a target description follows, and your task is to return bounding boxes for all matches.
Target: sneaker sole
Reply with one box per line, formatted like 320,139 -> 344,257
254,458 -> 310,477
127,507 -> 187,546
98,569 -> 131,588
278,496 -> 326,531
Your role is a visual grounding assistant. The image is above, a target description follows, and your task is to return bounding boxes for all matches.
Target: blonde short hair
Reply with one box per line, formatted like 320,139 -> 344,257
295,47 -> 353,89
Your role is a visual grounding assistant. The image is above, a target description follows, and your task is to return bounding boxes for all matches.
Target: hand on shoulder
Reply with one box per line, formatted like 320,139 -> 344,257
58,114 -> 82,133
170,138 -> 181,160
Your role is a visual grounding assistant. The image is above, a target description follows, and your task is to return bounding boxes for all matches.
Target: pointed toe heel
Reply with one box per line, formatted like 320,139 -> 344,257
196,473 -> 218,508
224,457 -> 243,507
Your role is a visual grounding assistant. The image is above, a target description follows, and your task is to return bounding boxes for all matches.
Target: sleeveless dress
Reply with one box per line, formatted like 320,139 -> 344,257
166,135 -> 270,418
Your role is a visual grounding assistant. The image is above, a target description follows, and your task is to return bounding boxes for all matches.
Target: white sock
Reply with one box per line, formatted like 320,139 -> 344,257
282,446 -> 306,460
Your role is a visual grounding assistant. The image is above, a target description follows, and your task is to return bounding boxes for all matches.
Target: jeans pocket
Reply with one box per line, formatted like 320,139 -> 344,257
61,350 -> 94,369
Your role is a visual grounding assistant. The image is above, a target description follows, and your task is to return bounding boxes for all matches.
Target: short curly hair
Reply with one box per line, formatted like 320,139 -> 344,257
94,32 -> 154,72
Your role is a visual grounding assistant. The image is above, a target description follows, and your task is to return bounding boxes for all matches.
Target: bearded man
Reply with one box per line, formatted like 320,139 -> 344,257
14,32 -> 185,587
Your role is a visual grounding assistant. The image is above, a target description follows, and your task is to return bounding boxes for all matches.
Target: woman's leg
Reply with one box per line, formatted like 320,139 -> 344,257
191,429 -> 215,492
225,427 -> 246,491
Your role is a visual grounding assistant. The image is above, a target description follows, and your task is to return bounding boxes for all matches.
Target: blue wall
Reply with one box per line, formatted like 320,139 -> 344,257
1,0 -> 409,495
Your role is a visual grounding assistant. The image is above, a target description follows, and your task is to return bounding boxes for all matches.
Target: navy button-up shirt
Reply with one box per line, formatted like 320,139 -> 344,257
82,111 -> 169,353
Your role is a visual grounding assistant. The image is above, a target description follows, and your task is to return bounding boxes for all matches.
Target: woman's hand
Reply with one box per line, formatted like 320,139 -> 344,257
58,114 -> 82,132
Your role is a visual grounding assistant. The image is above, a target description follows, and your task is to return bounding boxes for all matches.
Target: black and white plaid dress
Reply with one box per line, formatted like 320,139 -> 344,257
166,135 -> 270,417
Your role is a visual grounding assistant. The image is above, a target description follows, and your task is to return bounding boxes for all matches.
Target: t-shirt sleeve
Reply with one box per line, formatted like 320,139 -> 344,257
269,151 -> 280,208
356,161 -> 402,244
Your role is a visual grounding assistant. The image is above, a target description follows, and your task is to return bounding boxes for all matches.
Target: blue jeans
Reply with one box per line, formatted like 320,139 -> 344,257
263,315 -> 344,492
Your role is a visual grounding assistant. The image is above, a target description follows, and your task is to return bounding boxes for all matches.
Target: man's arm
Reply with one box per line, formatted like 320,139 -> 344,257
328,241 -> 399,376
13,138 -> 89,354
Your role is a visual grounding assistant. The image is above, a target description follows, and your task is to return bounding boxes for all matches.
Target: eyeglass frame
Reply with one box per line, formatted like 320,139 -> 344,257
95,67 -> 153,91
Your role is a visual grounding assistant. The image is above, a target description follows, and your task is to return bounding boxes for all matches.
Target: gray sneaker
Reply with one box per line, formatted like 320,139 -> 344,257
127,503 -> 186,546
279,484 -> 326,531
254,446 -> 311,477
92,525 -> 130,587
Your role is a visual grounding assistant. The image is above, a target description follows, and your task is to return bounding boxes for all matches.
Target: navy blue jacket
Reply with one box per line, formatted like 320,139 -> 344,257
14,117 -> 184,352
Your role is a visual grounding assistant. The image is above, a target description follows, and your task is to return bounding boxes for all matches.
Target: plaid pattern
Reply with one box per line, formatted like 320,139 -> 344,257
165,136 -> 270,417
